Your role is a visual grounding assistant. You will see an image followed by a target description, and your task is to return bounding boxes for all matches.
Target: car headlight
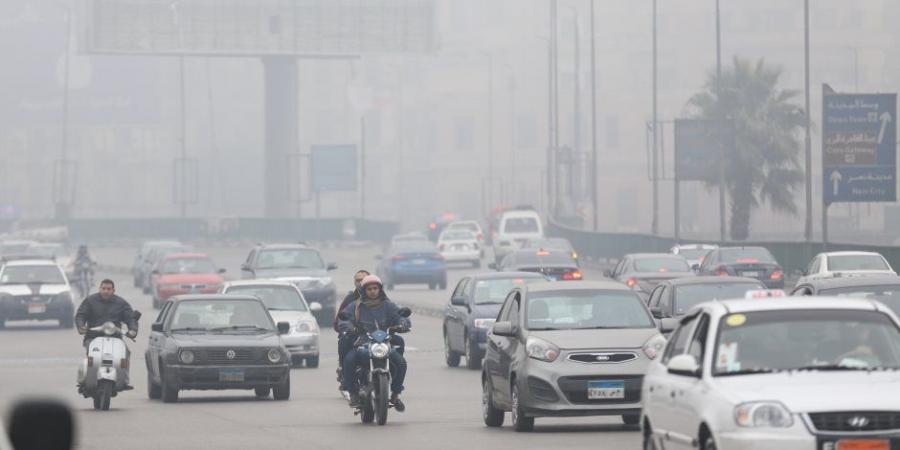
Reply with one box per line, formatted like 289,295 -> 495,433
642,334 -> 667,360
267,348 -> 283,363
473,319 -> 496,329
526,336 -> 560,362
179,350 -> 195,364
734,402 -> 794,428
370,342 -> 390,359
295,320 -> 319,333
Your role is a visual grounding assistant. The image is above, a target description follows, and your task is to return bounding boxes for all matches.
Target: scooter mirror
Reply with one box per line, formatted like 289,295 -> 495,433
133,310 -> 142,321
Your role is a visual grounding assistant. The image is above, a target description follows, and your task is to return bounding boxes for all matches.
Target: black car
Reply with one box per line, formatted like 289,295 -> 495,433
240,243 -> 338,323
646,276 -> 765,332
521,238 -> 579,265
605,253 -> 694,299
697,246 -> 784,289
376,241 -> 448,290
145,295 -> 292,403
492,249 -> 581,281
443,272 -> 546,370
791,275 -> 900,316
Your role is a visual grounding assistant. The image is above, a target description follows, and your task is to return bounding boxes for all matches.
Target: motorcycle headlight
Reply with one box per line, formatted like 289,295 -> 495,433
473,318 -> 496,329
734,402 -> 794,428
370,342 -> 390,359
102,322 -> 118,336
267,348 -> 283,363
295,320 -> 319,334
642,334 -> 668,360
525,336 -> 560,362
179,350 -> 195,364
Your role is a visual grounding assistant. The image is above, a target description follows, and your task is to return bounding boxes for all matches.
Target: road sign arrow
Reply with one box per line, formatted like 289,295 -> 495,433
830,170 -> 843,197
879,111 -> 893,144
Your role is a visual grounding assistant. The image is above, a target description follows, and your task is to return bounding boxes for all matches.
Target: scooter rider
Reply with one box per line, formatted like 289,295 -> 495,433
75,280 -> 138,385
338,275 -> 410,412
335,270 -> 369,374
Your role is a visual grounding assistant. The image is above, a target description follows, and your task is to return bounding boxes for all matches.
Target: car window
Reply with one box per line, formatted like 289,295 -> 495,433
441,231 -> 475,241
791,286 -> 813,296
168,300 -> 274,331
662,314 -> 698,364
687,313 -> 711,364
673,282 -> 764,315
718,248 -> 776,264
648,285 -> 664,307
498,291 -> 517,321
820,285 -> 900,317
0,265 -> 66,284
245,249 -> 256,265
659,286 -> 673,314
451,279 -> 469,300
828,255 -> 891,271
225,285 -> 308,311
256,249 -> 324,270
161,257 -> 217,274
633,257 -> 691,273
155,302 -> 172,323
503,217 -> 539,233
700,251 -> 717,269
508,295 -> 521,327
525,289 -> 654,330
808,256 -> 821,274
473,277 -> 543,304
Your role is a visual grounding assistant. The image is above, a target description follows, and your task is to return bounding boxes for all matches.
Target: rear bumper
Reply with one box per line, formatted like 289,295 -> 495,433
165,363 -> 290,390
0,302 -> 73,321
391,270 -> 446,284
441,251 -> 481,262
282,334 -> 319,356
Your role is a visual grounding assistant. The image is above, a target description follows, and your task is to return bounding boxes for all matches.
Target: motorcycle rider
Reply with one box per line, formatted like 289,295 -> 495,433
72,245 -> 96,297
334,270 -> 369,386
338,275 -> 410,412
75,279 -> 138,387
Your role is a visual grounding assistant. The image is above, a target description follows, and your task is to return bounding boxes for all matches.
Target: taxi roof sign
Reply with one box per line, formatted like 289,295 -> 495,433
744,289 -> 786,299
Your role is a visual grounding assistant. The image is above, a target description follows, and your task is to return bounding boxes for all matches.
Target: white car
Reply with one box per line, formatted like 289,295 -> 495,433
491,209 -> 544,265
438,229 -> 482,268
220,280 -> 322,368
641,296 -> 900,450
671,244 -> 718,271
445,220 -> 485,244
798,251 -> 896,285
0,259 -> 75,329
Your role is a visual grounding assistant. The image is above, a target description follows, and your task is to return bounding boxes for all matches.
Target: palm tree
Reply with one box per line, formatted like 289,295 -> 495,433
687,57 -> 806,240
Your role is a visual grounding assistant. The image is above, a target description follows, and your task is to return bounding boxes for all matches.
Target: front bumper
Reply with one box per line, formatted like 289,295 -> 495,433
715,428 -> 813,450
0,300 -> 73,322
281,333 -> 319,357
165,363 -> 290,390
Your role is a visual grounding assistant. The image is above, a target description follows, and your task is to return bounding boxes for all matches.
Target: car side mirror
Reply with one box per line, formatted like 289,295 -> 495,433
659,317 -> 678,334
151,323 -> 163,332
218,268 -> 227,273
277,322 -> 291,335
450,296 -> 467,307
8,399 -> 74,450
133,310 -> 142,321
488,263 -> 498,270
240,263 -> 250,271
397,307 -> 412,318
491,321 -> 517,337
308,302 -> 323,312
667,354 -> 701,377
327,263 -> 338,271
649,307 -> 665,319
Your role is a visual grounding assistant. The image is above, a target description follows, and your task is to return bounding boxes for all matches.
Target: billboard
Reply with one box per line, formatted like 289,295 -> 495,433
310,145 -> 357,193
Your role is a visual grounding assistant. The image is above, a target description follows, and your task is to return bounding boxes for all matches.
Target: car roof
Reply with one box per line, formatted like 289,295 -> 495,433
470,271 -> 547,281
2,259 -> 59,267
162,252 -> 211,260
501,210 -> 541,218
819,251 -> 885,257
222,280 -> 298,288
168,294 -> 263,303
663,276 -> 762,286
702,296 -> 886,315
256,243 -> 312,250
526,280 -> 630,293
802,276 -> 900,289
626,253 -> 686,259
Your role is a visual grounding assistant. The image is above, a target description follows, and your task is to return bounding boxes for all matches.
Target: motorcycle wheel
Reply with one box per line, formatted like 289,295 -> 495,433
96,380 -> 113,411
360,389 -> 375,424
374,375 -> 389,426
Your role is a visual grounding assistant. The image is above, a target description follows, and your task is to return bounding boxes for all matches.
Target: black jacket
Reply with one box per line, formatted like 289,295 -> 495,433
75,293 -> 137,336
333,289 -> 361,332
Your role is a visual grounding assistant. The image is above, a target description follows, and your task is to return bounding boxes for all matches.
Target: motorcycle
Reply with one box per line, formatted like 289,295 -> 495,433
342,307 -> 411,426
77,311 -> 141,411
72,259 -> 94,298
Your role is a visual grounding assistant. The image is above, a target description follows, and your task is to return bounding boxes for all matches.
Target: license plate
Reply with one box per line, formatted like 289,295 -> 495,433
219,369 -> 244,383
742,271 -> 760,278
27,304 -> 46,314
836,440 -> 890,450
587,380 -> 625,399
412,259 -> 426,265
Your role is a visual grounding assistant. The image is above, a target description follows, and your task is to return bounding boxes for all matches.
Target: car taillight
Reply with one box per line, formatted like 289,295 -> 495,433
770,270 -> 783,280
429,223 -> 437,230
626,278 -> 637,288
562,271 -> 583,281
392,255 -> 406,262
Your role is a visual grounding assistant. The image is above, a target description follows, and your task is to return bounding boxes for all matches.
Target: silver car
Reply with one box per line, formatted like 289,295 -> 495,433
221,280 -> 322,368
482,281 -> 667,431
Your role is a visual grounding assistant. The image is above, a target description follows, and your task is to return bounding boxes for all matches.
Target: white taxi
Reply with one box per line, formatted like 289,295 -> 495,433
641,297 -> 900,450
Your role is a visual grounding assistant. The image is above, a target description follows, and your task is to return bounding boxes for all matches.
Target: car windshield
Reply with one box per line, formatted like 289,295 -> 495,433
526,290 -> 654,330
257,249 -> 324,270
149,246 -> 191,262
713,310 -> 900,375
448,222 -> 479,232
442,231 -> 475,241
828,255 -> 890,271
0,265 -> 65,284
169,300 -> 274,332
473,277 -> 543,304
820,286 -> 900,317
504,217 -> 539,233
391,243 -> 438,255
677,248 -> 711,260
525,239 -> 572,251
674,283 -> 763,315
633,257 -> 690,273
161,257 -> 217,274
225,285 -> 308,311
719,248 -> 776,263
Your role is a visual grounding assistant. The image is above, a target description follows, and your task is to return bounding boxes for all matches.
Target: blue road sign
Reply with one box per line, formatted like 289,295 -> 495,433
310,145 -> 357,192
823,90 -> 897,203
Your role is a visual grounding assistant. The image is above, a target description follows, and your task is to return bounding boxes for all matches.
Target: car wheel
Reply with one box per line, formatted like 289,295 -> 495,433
161,367 -> 179,403
482,377 -> 504,427
643,427 -> 659,450
511,383 -> 534,432
465,335 -> 482,370
147,372 -> 162,400
702,435 -> 717,450
273,375 -> 291,400
255,387 -> 271,398
622,414 -> 640,426
305,355 -> 319,368
444,331 -> 460,367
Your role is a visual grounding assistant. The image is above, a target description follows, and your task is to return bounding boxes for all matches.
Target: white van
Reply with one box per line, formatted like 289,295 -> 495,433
491,210 -> 544,264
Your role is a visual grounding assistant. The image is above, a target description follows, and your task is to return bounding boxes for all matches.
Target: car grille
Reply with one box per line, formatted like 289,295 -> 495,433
567,352 -> 637,364
204,349 -> 257,364
807,411 -> 900,433
557,375 -> 643,405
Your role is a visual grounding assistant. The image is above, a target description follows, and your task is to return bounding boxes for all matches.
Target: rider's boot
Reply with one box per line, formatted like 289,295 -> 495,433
390,393 -> 405,412
348,391 -> 361,408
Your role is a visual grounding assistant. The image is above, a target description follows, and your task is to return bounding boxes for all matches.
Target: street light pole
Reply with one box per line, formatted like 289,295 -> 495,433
651,0 -> 659,235
804,0 -> 813,242
716,0 -> 726,241
590,0 -> 599,231
57,5 -> 72,219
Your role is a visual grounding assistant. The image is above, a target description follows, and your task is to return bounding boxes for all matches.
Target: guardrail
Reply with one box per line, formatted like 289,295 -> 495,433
547,220 -> 900,275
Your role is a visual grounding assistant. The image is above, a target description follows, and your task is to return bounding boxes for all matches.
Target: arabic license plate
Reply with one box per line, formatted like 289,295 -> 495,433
27,304 -> 46,314
834,440 -> 890,450
219,369 -> 245,383
412,259 -> 426,265
587,380 -> 625,400
741,271 -> 760,278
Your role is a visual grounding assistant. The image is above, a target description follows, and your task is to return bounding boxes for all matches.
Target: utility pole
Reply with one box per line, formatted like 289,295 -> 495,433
651,0 -> 659,235
551,0 -> 560,219
804,0 -> 813,242
360,116 -> 367,220
488,53 -> 495,213
571,8 -> 581,203
716,0 -> 726,241
56,4 -> 72,220
178,55 -> 187,218
590,0 -> 599,231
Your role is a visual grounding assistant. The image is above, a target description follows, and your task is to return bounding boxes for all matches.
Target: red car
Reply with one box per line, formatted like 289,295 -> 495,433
150,253 -> 225,308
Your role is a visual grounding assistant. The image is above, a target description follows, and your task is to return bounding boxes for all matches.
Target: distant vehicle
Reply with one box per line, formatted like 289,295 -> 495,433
0,259 -> 74,329
0,240 -> 38,257
445,220 -> 485,245
697,246 -> 784,289
139,243 -> 193,293
522,237 -> 578,265
133,240 -> 185,288
24,242 -> 72,276
145,295 -> 292,403
390,232 -> 429,247
427,212 -> 460,241
493,249 -> 581,281
437,229 -> 482,268
221,280 -> 322,368
797,251 -> 896,285
443,272 -> 546,370
791,275 -> 900,316
150,253 -> 226,309
641,297 -> 900,450
482,281 -> 667,431
645,276 -> 765,332
606,253 -> 694,300
491,209 -> 545,265
240,243 -> 338,324
376,241 -> 447,290
670,244 -> 717,270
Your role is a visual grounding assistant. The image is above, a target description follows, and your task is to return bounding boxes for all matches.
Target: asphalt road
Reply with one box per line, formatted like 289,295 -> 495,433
0,244 -> 639,450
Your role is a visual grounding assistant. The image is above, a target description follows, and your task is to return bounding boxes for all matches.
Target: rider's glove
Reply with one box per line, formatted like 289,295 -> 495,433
126,330 -> 137,338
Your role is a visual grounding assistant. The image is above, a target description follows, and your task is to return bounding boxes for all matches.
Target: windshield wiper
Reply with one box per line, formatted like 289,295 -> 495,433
716,368 -> 775,377
169,327 -> 207,333
791,364 -> 871,372
209,325 -> 271,333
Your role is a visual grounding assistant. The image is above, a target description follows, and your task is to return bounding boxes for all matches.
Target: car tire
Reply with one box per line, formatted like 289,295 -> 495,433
643,427 -> 659,450
273,376 -> 291,400
255,387 -> 271,398
444,331 -> 460,367
622,414 -> 640,426
147,373 -> 162,400
0,318 -> 4,329
465,335 -> 482,370
482,377 -> 504,427
511,383 -> 534,432
305,356 -> 319,368
161,367 -> 179,403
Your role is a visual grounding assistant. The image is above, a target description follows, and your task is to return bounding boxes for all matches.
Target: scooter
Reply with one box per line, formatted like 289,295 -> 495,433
77,312 -> 140,411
